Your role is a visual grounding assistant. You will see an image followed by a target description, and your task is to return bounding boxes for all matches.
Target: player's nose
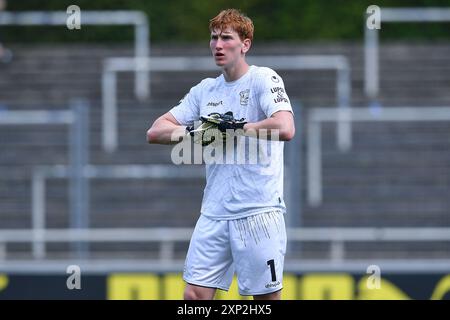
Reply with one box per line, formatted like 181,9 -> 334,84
214,38 -> 224,49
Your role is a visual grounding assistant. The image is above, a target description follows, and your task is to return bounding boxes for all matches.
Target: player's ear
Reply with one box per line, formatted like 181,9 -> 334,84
242,39 -> 251,54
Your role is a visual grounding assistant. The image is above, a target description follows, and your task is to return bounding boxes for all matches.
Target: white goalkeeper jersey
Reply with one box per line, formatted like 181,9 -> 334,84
169,65 -> 293,220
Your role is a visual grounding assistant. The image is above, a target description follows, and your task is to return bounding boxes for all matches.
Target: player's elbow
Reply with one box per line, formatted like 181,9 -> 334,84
272,111 -> 295,141
146,127 -> 159,144
280,126 -> 295,141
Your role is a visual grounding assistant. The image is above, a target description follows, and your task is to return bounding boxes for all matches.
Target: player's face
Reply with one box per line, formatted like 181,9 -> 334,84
210,28 -> 246,67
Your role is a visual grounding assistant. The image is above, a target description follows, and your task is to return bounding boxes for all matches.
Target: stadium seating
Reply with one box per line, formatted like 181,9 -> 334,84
1,42 -> 449,259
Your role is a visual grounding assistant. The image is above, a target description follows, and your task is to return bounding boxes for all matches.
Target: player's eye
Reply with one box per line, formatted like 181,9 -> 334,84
211,35 -> 218,40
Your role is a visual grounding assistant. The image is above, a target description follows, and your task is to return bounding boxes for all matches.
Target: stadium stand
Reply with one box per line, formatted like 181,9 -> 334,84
0,42 -> 450,260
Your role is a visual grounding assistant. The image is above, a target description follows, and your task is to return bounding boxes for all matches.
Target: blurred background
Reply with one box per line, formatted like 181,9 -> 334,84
0,0 -> 449,299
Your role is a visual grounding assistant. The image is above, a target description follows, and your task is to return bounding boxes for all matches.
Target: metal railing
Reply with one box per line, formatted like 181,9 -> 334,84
307,106 -> 450,206
30,164 -> 205,259
0,101 -> 90,256
102,55 -> 351,152
0,10 -> 150,99
364,7 -> 450,104
0,227 -> 449,273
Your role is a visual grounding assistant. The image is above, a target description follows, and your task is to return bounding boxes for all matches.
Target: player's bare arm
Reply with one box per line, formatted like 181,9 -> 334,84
243,110 -> 295,141
146,112 -> 187,145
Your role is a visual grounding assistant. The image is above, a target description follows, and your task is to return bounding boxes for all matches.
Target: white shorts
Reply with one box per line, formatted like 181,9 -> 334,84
183,210 -> 287,296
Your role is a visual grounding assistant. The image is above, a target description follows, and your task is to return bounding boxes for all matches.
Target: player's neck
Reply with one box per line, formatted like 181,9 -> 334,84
222,60 -> 249,82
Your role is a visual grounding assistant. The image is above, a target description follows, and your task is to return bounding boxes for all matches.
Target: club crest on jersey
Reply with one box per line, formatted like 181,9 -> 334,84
239,89 -> 250,106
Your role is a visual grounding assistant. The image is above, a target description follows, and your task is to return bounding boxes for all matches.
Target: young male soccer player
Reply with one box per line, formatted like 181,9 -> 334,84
147,9 -> 295,300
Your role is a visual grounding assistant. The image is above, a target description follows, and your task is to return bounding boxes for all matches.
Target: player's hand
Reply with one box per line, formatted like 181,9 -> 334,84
189,111 -> 247,146
216,112 -> 247,132
200,111 -> 247,133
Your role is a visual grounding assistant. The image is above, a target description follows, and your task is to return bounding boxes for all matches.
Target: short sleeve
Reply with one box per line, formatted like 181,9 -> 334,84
256,68 -> 293,118
169,81 -> 204,126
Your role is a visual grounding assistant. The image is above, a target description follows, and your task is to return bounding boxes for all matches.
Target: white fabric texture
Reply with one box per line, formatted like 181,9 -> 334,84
183,210 -> 286,295
170,65 -> 293,220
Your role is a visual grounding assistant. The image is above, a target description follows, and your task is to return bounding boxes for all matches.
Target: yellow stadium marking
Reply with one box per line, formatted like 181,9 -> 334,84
107,273 -> 159,300
281,273 -> 297,300
430,275 -> 450,300
357,275 -> 410,300
0,274 -> 8,292
299,273 -> 354,300
162,273 -> 185,300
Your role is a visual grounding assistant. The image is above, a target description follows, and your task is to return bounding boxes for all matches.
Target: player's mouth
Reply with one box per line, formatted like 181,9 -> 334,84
214,52 -> 225,59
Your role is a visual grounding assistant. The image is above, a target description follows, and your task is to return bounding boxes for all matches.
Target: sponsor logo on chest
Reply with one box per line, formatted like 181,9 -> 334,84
206,100 -> 223,107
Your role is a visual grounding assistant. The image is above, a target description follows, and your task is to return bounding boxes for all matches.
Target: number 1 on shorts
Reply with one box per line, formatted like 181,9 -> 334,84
267,259 -> 276,282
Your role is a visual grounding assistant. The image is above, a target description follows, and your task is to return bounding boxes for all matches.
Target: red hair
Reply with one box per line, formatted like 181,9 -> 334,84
209,9 -> 254,42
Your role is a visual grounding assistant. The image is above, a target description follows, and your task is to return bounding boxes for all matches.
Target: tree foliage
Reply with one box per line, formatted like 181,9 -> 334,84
2,0 -> 450,43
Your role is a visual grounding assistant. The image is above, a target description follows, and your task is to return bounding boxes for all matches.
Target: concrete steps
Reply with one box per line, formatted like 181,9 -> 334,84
1,42 -> 449,260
